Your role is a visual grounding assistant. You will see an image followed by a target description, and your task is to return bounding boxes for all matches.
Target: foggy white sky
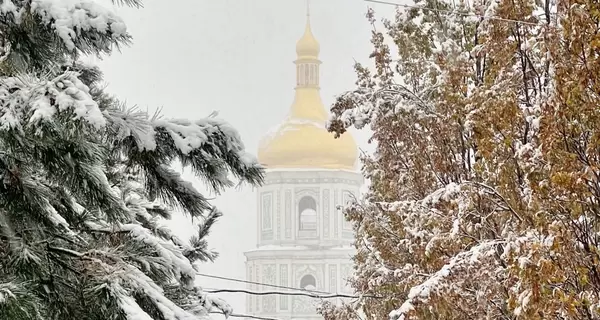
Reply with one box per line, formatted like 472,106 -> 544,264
92,0 -> 395,317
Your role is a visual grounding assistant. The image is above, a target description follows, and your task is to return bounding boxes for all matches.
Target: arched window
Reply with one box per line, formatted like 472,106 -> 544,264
298,196 -> 317,231
300,274 -> 316,290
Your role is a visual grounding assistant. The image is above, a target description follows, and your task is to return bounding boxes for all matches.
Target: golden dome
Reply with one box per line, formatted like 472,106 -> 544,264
257,12 -> 358,170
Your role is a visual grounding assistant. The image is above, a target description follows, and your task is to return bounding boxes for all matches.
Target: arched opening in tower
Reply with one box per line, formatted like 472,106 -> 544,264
300,274 -> 317,290
298,196 -> 317,231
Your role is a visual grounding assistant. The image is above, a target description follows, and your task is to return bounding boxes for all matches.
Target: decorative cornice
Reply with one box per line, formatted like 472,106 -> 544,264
263,177 -> 362,186
245,247 -> 356,260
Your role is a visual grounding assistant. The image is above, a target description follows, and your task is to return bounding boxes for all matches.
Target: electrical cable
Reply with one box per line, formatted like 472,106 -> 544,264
197,272 -> 343,296
210,311 -> 281,320
205,288 -> 361,299
196,272 -> 383,299
198,272 -> 333,295
364,0 -> 548,26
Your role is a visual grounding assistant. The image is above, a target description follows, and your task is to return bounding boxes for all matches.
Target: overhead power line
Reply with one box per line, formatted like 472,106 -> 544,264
205,288 -> 358,299
364,0 -> 545,26
197,272 -> 383,299
197,272 -> 333,296
210,311 -> 280,320
196,273 -> 383,299
197,272 -> 345,296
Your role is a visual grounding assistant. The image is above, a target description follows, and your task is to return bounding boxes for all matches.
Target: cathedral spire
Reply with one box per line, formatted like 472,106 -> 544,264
290,2 -> 326,121
295,5 -> 320,60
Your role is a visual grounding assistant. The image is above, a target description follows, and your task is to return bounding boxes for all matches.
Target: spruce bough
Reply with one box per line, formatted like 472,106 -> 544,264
0,0 -> 264,319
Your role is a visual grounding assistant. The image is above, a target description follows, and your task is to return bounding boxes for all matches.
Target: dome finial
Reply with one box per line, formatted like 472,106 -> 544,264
296,0 -> 320,58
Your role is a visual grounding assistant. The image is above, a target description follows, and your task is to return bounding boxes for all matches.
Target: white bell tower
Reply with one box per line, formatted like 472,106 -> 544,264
245,170 -> 361,319
244,5 -> 362,319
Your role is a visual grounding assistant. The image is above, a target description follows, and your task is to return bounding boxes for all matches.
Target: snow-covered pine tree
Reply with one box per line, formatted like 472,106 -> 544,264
0,1 -> 264,319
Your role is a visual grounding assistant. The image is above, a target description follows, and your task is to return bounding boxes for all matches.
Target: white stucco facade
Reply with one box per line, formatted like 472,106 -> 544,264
244,169 -> 362,319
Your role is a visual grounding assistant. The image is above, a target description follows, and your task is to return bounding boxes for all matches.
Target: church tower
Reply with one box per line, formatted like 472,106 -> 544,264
244,7 -> 362,320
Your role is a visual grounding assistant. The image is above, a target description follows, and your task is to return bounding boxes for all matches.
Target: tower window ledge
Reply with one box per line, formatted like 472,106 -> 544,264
247,245 -> 309,253
297,230 -> 318,239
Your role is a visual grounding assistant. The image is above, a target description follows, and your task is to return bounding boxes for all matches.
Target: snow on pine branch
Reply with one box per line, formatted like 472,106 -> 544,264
102,262 -> 217,320
0,280 -> 40,318
2,0 -> 128,51
0,71 -> 106,131
0,282 -> 18,304
63,229 -> 233,318
105,106 -> 260,170
85,221 -> 196,287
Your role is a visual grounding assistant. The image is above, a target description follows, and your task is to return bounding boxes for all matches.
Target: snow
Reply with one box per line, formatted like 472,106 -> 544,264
0,72 -> 106,131
450,218 -> 460,237
117,223 -> 197,285
0,282 -> 17,304
118,294 -> 155,320
30,0 -> 127,51
107,110 -> 259,170
259,116 -> 329,149
104,106 -> 158,150
45,203 -> 70,229
156,119 -> 210,154
0,14 -> 256,318
390,241 -> 502,320
0,1 -> 18,16
202,293 -> 233,317
116,267 -> 204,320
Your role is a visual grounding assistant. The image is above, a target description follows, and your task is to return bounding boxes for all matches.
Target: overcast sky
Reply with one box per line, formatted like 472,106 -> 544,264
91,0 -> 395,317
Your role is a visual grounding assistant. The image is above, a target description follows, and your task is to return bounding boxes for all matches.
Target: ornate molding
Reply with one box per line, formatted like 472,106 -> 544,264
264,177 -> 362,186
323,189 -> 330,239
261,230 -> 273,241
292,264 -> 320,314
329,264 -> 337,294
285,190 -> 292,239
292,295 -> 317,314
279,264 -> 289,311
293,264 -> 319,287
333,189 -> 339,238
264,264 -> 276,284
276,190 -> 281,240
262,264 -> 276,313
294,187 -> 319,200
248,265 -> 253,312
261,192 -> 273,231
255,264 -> 260,311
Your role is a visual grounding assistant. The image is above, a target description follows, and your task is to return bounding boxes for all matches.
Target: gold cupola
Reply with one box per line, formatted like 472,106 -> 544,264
257,9 -> 358,170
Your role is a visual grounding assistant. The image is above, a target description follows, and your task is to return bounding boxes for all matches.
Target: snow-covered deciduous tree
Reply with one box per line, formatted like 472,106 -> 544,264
319,0 -> 600,318
0,1 -> 264,319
